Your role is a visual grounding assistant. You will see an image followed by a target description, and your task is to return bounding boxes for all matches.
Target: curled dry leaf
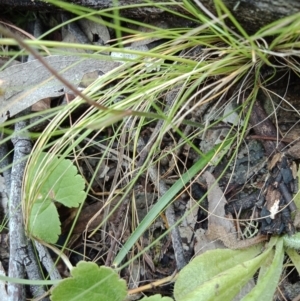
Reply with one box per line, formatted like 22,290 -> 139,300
203,171 -> 237,244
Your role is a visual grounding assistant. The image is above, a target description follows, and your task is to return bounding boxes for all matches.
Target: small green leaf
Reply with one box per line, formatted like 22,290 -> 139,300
29,199 -> 61,244
174,246 -> 261,300
27,152 -> 85,243
35,152 -> 85,208
50,262 -> 127,301
140,295 -> 174,301
174,246 -> 271,301
241,239 -> 284,301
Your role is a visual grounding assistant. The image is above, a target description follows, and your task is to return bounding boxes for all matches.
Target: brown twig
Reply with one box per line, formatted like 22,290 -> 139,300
246,135 -> 295,144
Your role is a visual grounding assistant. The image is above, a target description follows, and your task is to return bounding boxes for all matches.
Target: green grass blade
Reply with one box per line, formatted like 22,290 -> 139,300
113,139 -> 233,267
0,275 -> 61,285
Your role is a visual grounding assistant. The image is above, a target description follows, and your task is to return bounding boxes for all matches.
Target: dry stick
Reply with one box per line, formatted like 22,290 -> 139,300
0,138 -> 12,301
8,19 -> 61,301
278,182 -> 297,212
34,241 -> 62,281
8,119 -> 49,297
0,127 -> 46,300
135,87 -> 187,270
25,242 -> 49,300
0,136 -> 12,200
247,135 -> 295,144
8,109 -> 32,301
17,19 -> 52,301
29,17 -> 62,282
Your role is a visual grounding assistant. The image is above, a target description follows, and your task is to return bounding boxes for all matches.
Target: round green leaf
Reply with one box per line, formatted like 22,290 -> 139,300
29,199 -> 61,244
50,262 -> 127,301
34,152 -> 85,208
26,152 -> 86,243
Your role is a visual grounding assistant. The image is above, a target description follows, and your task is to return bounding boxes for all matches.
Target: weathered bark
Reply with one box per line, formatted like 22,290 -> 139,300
0,0 -> 300,33
8,110 -> 31,301
199,0 -> 300,34
0,0 -> 182,16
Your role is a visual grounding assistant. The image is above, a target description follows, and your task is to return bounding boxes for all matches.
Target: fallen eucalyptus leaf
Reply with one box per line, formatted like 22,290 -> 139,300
202,171 -> 237,248
0,55 -> 120,123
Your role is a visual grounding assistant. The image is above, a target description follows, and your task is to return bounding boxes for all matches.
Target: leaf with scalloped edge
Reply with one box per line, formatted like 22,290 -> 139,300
29,198 -> 61,244
27,152 -> 85,243
50,262 -> 127,301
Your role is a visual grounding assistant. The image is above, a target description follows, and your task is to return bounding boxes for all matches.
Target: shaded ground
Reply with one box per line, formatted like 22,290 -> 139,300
1,9 -> 300,301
